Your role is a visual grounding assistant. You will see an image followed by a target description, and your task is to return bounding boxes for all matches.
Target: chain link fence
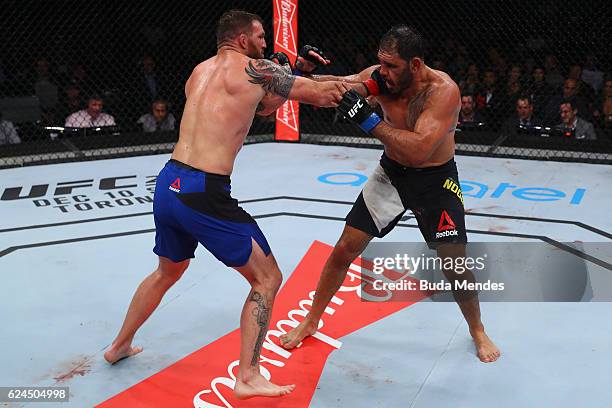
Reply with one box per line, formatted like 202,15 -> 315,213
1,0 -> 610,168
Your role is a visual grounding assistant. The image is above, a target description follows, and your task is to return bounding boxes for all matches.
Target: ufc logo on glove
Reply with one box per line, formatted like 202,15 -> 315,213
348,100 -> 364,118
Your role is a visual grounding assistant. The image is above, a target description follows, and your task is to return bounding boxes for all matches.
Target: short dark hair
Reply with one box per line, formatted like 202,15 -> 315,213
561,98 -> 578,111
379,25 -> 425,62
216,10 -> 264,47
88,94 -> 103,102
517,94 -> 532,105
483,67 -> 497,75
152,99 -> 168,107
461,92 -> 475,100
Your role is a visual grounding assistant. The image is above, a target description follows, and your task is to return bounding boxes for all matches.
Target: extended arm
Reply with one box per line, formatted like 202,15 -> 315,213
246,59 -> 352,108
307,65 -> 378,84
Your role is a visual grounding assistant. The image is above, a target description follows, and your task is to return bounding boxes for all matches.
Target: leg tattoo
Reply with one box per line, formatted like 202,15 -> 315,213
249,291 -> 270,366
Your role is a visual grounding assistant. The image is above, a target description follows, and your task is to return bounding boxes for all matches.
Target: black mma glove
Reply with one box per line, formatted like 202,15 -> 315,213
300,45 -> 327,64
337,89 -> 382,134
294,45 -> 327,75
268,52 -> 290,67
362,68 -> 389,96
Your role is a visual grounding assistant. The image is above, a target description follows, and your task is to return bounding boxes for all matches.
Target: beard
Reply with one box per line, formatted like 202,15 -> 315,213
246,42 -> 265,59
387,69 -> 413,95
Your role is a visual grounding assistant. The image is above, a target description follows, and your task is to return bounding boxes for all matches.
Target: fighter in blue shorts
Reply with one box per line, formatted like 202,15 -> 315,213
153,159 -> 271,267
103,10 -> 356,399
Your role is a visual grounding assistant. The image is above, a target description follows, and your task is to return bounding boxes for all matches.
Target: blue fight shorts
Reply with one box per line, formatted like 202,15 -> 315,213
152,159 -> 271,267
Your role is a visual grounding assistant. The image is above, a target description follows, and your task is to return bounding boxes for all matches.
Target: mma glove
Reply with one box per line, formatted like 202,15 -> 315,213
362,68 -> 389,96
337,89 -> 382,134
268,52 -> 291,70
294,45 -> 327,75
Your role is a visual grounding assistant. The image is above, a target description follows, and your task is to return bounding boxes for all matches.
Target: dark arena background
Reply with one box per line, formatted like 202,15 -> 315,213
1,1 -> 611,407
1,0 -> 611,165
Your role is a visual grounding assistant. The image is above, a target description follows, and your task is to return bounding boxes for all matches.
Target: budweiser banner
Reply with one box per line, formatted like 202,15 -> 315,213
273,0 -> 300,141
97,241 -> 429,407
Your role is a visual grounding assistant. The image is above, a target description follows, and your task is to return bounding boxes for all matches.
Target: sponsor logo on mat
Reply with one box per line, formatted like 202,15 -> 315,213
97,241 -> 429,408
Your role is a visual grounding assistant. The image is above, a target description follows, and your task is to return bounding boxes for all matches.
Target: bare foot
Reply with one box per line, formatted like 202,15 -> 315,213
471,330 -> 500,363
234,372 -> 296,399
279,319 -> 317,350
104,342 -> 143,364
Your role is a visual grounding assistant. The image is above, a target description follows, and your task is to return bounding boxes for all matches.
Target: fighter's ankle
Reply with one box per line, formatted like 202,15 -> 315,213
469,324 -> 485,335
111,339 -> 132,350
237,366 -> 260,382
302,316 -> 319,328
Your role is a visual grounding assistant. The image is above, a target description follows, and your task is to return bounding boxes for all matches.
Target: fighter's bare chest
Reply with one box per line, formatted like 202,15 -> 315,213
379,88 -> 431,132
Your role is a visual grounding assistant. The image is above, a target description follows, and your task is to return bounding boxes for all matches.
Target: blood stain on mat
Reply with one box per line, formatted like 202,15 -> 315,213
488,225 -> 510,232
53,355 -> 92,382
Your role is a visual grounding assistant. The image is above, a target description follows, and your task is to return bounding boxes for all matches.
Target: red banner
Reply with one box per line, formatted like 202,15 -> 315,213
97,241 -> 429,407
273,0 -> 299,141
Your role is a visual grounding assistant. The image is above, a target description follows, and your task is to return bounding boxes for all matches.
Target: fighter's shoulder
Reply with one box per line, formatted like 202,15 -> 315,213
187,59 -> 212,82
431,69 -> 459,92
245,58 -> 286,75
430,70 -> 460,101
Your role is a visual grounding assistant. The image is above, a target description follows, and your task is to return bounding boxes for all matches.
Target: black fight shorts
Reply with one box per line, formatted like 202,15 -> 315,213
346,153 -> 467,246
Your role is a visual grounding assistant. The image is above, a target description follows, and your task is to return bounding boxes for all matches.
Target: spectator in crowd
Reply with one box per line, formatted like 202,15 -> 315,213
592,78 -> 612,129
55,84 -> 84,124
0,112 -> 21,145
581,54 -> 604,93
458,93 -> 486,129
557,98 -> 596,140
32,57 -> 59,120
506,63 -> 523,87
500,96 -> 542,136
486,47 -> 507,77
140,56 -> 160,101
543,79 -> 589,125
131,55 -> 167,120
523,57 -> 536,79
476,68 -> 503,127
65,94 -> 116,128
459,63 -> 480,94
65,63 -> 93,96
137,99 -> 176,132
568,63 -> 595,102
498,79 -> 522,120
544,54 -> 564,89
525,66 -> 555,117
448,44 -> 469,79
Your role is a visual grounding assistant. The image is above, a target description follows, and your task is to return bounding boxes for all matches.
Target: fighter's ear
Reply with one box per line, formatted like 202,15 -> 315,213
238,33 -> 248,49
410,57 -> 422,72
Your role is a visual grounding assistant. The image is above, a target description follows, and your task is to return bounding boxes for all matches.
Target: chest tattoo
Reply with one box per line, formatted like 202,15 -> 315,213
405,87 -> 432,131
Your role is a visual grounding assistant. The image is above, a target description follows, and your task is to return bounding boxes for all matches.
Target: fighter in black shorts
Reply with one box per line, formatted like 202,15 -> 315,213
347,152 -> 467,246
280,25 -> 500,363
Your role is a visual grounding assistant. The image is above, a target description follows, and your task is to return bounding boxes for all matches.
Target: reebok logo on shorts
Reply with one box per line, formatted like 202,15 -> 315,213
169,178 -> 181,193
436,210 -> 458,238
442,177 -> 463,204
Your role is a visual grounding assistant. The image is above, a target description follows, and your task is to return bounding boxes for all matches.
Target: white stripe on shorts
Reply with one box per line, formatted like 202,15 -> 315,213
362,165 -> 406,233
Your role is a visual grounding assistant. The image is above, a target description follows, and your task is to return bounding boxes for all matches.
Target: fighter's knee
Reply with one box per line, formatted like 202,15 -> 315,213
333,237 -> 363,263
158,259 -> 189,284
253,267 -> 282,293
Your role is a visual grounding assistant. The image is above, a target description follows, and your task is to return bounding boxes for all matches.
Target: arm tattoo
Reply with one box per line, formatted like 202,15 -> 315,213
249,290 -> 270,366
245,59 -> 296,99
